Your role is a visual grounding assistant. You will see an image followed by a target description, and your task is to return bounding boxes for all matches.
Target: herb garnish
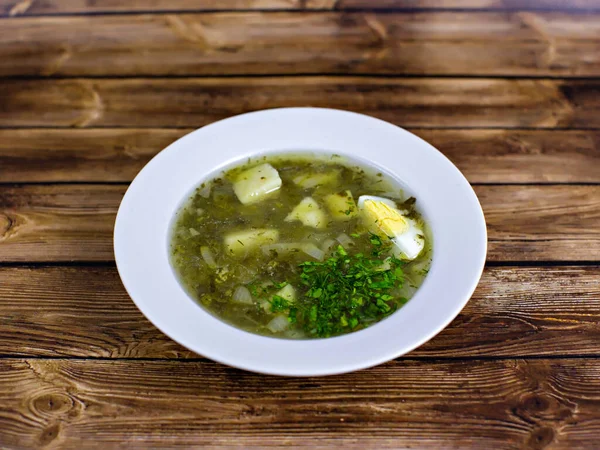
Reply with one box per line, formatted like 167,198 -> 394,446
268,236 -> 406,338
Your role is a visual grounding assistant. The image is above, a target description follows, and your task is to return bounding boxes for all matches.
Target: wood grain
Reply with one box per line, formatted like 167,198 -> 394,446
2,128 -> 600,183
0,129 -> 180,183
0,266 -> 598,359
1,185 -> 598,262
0,3 -> 598,449
0,0 -> 335,16
1,0 -> 598,16
0,358 -> 599,448
343,0 -> 600,9
481,185 -> 600,262
2,12 -> 600,77
0,77 -> 596,129
0,185 -> 123,262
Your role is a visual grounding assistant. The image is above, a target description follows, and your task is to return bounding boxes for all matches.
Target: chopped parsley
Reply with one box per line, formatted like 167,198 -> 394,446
267,236 -> 406,338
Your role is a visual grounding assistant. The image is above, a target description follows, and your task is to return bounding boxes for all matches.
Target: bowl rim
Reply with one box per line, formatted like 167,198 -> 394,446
114,107 -> 487,376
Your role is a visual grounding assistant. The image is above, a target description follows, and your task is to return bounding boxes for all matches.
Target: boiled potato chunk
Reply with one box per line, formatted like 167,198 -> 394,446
293,171 -> 339,189
233,163 -> 282,205
324,190 -> 357,221
275,284 -> 296,302
285,197 -> 327,229
224,228 -> 279,258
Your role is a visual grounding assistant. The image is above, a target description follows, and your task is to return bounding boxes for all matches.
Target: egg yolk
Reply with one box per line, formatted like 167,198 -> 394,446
362,200 -> 408,238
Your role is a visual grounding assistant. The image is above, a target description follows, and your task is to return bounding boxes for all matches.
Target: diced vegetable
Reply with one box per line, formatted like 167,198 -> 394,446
267,315 -> 290,332
233,163 -> 282,205
232,286 -> 253,304
275,284 -> 296,302
189,227 -> 200,237
284,329 -> 307,339
259,299 -> 271,313
321,238 -> 337,254
300,232 -> 328,244
293,171 -> 339,189
198,183 -> 211,198
301,243 -> 325,261
324,190 -> 357,220
376,257 -> 393,272
285,197 -> 328,229
336,232 -> 354,248
260,242 -> 324,261
200,246 -> 217,268
224,229 -> 279,258
261,242 -> 303,256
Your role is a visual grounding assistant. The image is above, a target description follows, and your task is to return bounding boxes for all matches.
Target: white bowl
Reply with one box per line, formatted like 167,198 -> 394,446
114,108 -> 487,376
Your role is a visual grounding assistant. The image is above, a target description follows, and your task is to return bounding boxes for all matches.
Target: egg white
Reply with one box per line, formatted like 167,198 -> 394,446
357,195 -> 425,260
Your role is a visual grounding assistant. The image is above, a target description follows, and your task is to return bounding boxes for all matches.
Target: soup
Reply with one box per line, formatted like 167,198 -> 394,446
170,154 -> 431,339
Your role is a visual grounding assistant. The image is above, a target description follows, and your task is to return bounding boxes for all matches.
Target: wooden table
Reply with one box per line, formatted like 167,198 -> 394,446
1,1 -> 599,448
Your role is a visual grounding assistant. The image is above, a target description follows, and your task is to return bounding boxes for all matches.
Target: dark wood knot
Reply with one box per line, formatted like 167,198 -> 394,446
0,213 -> 13,237
517,392 -> 574,422
32,392 -> 74,416
522,393 -> 551,412
527,426 -> 555,450
39,423 -> 61,447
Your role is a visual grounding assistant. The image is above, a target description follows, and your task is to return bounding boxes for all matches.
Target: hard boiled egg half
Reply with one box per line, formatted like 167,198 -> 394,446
357,195 -> 425,260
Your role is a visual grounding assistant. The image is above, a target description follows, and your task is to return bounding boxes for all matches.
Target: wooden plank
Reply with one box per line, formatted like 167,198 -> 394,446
0,129 -> 181,183
2,0 -> 599,16
481,185 -> 600,262
0,0 -> 332,16
343,0 -> 600,9
0,266 -> 598,358
2,12 -> 600,77
0,358 -> 599,448
417,129 -> 600,183
2,128 -> 600,183
0,78 -> 596,129
0,185 -> 124,262
1,185 -> 599,262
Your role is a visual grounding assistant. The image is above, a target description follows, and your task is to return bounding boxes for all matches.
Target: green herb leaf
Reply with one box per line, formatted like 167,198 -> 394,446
274,236 -> 406,338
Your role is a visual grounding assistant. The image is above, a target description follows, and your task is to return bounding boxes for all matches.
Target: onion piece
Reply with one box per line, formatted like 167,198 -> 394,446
376,257 -> 393,272
259,299 -> 271,313
267,315 -> 290,333
302,233 -> 328,244
261,243 -> 302,256
232,286 -> 253,304
235,265 -> 258,284
261,242 -> 324,260
321,238 -> 337,254
336,232 -> 354,248
200,246 -> 217,268
198,183 -> 211,198
301,243 -> 325,261
189,228 -> 200,237
284,328 -> 307,339
196,208 -> 204,216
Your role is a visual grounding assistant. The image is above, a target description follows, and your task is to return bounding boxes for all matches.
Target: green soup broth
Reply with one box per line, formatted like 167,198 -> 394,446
170,153 -> 431,339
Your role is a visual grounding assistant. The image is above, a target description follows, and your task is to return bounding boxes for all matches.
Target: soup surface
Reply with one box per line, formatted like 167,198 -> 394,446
170,154 -> 431,339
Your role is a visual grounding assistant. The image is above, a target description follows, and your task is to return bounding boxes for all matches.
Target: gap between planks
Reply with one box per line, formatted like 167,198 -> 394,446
2,1 -> 600,17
